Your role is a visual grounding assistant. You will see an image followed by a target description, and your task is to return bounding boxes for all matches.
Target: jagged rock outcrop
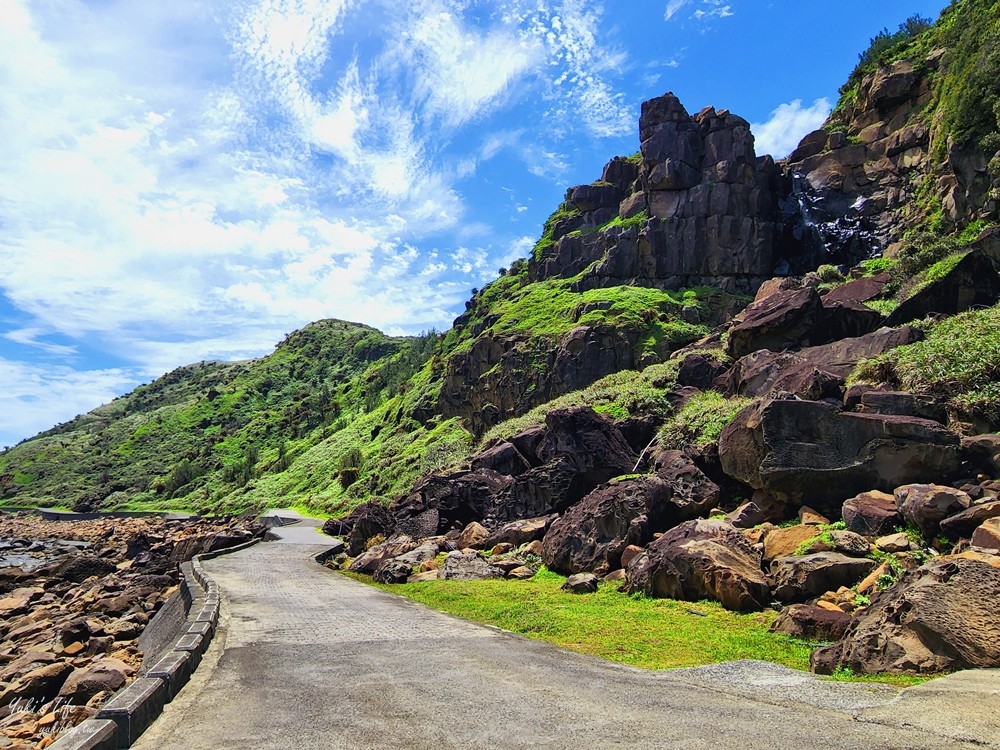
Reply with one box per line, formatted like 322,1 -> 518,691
719,398 -> 962,511
812,557 -> 1000,675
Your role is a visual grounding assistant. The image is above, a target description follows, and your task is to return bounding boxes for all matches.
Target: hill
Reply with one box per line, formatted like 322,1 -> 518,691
2,0 -> 999,521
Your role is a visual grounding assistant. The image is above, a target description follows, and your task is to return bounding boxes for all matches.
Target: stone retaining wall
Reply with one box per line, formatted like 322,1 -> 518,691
48,538 -> 260,750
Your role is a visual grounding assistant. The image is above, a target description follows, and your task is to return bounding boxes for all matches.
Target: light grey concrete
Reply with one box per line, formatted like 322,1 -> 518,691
133,519 -> 998,750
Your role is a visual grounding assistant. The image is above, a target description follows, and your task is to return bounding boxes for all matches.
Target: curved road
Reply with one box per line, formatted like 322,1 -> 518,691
135,518 -> 999,750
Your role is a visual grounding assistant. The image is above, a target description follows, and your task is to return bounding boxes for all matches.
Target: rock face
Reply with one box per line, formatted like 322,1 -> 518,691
770,553 -> 876,603
771,604 -> 852,641
812,558 -> 1000,674
623,519 -> 770,611
719,398 -> 962,511
541,477 -> 673,576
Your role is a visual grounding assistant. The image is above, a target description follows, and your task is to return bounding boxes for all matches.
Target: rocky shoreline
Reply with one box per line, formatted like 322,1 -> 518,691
0,514 -> 262,749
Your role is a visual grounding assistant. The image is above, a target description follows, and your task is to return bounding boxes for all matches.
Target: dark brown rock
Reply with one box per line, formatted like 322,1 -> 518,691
725,350 -> 843,401
677,353 -> 729,390
972,518 -> 1000,551
771,604 -> 852,641
895,484 -> 972,540
842,491 -> 901,536
536,407 -> 638,487
821,274 -> 890,305
650,450 -> 720,517
347,537 -> 417,575
482,516 -> 554,549
812,557 -> 1000,674
719,398 -> 962,512
57,657 -> 132,702
962,433 -> 1000,476
490,458 -> 590,525
939,501 -> 1000,538
541,477 -> 673,576
471,442 -> 532,478
623,519 -> 770,611
726,287 -> 822,358
771,552 -> 876,603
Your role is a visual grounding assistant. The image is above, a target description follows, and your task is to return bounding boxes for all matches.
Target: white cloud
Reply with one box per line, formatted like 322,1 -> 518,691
664,0 -> 690,21
0,0 -> 639,443
0,359 -> 140,449
751,98 -> 832,159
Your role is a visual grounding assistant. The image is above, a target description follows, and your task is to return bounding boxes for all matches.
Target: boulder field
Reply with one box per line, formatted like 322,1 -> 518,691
0,515 -> 262,749
326,227 -> 1000,679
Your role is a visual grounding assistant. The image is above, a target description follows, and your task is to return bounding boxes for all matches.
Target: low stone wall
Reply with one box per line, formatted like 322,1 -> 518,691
49,538 -> 260,750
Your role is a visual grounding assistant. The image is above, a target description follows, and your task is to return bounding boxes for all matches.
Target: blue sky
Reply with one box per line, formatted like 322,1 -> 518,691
0,0 -> 948,447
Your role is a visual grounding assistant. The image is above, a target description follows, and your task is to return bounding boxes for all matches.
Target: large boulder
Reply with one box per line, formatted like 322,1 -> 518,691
885,237 -> 1000,327
842,491 -> 901,536
623,519 -> 770,611
347,537 -> 416,575
726,287 -> 822,358
392,470 -> 513,536
719,398 -> 962,512
471,442 -> 532,477
542,477 -> 674,576
327,502 -> 395,557
535,407 -> 638,487
372,540 -> 440,585
770,552 -> 876,603
812,557 -> 1000,674
894,484 -> 972,540
489,458 -> 590,524
650,450 -> 720,515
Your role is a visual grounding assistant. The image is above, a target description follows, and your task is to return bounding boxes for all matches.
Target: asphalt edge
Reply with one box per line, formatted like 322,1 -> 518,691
48,538 -> 261,750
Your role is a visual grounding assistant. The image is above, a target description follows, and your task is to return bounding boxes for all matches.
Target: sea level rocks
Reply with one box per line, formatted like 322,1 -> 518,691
719,398 -> 962,511
623,519 -> 770,611
812,557 -> 1000,675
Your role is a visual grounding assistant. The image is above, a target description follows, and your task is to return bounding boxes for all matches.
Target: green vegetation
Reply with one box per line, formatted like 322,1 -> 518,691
359,568 -> 814,671
531,193 -> 582,261
658,391 -> 751,450
480,361 -> 683,448
851,303 -> 1000,427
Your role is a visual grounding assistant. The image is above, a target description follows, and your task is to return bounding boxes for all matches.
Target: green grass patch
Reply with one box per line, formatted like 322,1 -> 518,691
658,391 -> 751,450
851,303 -> 1000,427
356,568 -> 814,670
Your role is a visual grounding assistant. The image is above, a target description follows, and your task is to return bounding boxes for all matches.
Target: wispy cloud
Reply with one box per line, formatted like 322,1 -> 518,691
0,0 -> 638,443
0,358 -> 140,448
666,0 -> 735,23
751,98 -> 832,159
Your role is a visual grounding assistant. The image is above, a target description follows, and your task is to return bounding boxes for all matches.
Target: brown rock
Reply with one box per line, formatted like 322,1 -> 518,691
762,525 -> 818,562
874,533 -> 910,553
719,399 -> 961,513
771,553 -> 876,603
440,552 -> 503,581
620,545 -> 645,570
561,573 -> 599,594
623,519 -> 770,611
726,287 -> 823,358
506,566 -> 536,580
482,516 -> 554,549
457,522 -> 490,550
939,501 -> 1000,538
972,518 -> 1000,552
812,557 -> 1000,674
522,540 -> 543,557
798,507 -> 830,525
842,491 -> 900,536
771,604 -> 852,641
470,441 -> 532,478
347,537 -> 416,575
895,484 -> 971,539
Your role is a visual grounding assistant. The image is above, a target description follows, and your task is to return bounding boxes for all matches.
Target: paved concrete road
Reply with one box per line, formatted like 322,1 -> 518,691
135,520 -> 998,750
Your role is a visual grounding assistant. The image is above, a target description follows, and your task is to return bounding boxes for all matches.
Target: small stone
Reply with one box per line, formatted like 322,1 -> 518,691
522,540 -> 543,557
798,507 -> 831,526
875,532 -> 910,553
561,573 -> 599,594
602,569 -> 625,582
457,522 -> 490,550
490,543 -> 514,556
620,545 -> 645,570
60,642 -> 85,657
506,566 -> 536,580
